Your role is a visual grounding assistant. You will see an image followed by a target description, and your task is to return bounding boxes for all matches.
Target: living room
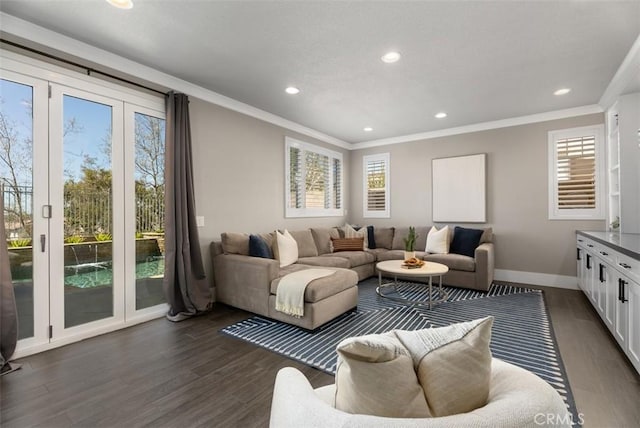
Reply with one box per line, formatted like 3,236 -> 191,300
1,1 -> 639,427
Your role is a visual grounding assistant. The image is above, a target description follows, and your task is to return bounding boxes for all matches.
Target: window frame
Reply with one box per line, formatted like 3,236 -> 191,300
363,152 -> 391,218
547,124 -> 605,220
284,137 -> 344,218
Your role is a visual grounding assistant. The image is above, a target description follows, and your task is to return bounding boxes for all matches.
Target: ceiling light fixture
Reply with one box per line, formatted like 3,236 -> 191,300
435,112 -> 447,119
363,127 -> 373,132
106,0 -> 133,9
285,86 -> 300,95
554,88 -> 571,96
381,51 -> 401,63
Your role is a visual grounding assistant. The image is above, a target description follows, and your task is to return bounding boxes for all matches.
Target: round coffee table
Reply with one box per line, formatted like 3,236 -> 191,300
376,260 -> 449,309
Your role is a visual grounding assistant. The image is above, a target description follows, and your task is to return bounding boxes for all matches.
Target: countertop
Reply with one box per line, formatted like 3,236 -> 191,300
576,231 -> 640,261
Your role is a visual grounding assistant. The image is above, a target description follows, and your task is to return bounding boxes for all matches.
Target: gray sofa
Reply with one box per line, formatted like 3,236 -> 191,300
211,226 -> 494,329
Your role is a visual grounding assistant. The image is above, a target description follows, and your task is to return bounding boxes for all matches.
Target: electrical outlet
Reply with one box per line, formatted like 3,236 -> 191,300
196,216 -> 205,227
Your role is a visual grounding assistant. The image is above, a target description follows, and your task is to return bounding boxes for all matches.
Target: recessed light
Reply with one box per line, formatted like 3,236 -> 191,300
363,127 -> 373,132
285,86 -> 300,95
435,112 -> 447,119
554,88 -> 571,96
381,51 -> 401,63
106,0 -> 133,9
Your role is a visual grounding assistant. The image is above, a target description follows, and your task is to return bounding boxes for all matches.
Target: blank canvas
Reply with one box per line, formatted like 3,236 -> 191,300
432,153 -> 486,222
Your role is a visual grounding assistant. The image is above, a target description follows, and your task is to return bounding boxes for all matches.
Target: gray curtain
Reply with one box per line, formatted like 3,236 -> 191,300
1,196 -> 18,369
163,91 -> 211,321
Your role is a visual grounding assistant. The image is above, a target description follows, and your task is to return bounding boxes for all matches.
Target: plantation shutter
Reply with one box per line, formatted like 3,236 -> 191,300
285,138 -> 343,217
556,135 -> 596,210
363,153 -> 390,218
367,159 -> 386,211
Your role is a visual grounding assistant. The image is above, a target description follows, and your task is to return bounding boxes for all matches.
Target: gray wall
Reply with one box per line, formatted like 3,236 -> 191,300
189,97 -> 350,284
349,113 -> 606,277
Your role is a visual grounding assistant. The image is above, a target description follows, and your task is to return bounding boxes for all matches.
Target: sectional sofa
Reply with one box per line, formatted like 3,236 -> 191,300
211,226 -> 494,329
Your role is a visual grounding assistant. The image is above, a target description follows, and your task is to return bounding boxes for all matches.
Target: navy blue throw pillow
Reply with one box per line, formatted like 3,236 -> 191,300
449,227 -> 483,257
249,234 -> 273,259
366,225 -> 376,249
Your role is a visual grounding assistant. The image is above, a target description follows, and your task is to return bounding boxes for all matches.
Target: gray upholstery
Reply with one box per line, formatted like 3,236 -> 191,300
211,226 -> 495,330
331,251 -> 376,268
311,227 -> 341,255
289,229 -> 319,258
270,268 -> 358,303
425,253 -> 475,272
373,227 -> 394,249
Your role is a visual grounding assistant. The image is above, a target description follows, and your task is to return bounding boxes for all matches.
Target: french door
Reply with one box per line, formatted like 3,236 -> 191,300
1,53 -> 167,357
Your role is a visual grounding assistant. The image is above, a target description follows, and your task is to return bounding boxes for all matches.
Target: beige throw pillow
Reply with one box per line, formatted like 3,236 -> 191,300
394,316 -> 494,417
334,332 -> 430,418
273,229 -> 298,268
343,224 -> 368,250
425,225 -> 449,254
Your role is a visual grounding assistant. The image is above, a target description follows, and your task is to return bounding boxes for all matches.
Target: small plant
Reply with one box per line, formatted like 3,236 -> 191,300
403,226 -> 418,252
135,232 -> 144,239
8,238 -> 32,248
95,232 -> 113,242
65,235 -> 84,244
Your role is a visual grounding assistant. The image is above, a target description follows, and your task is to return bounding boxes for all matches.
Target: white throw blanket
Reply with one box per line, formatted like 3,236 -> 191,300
275,269 -> 335,317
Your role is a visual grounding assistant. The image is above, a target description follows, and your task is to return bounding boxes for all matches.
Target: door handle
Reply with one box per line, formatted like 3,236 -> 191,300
577,248 -> 581,261
599,264 -> 604,283
40,234 -> 46,252
586,254 -> 591,269
620,279 -> 628,303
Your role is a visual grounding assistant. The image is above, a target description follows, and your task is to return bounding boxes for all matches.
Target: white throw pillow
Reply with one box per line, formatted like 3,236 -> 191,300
343,224 -> 368,250
425,225 -> 449,254
274,229 -> 298,267
334,332 -> 430,418
394,316 -> 494,417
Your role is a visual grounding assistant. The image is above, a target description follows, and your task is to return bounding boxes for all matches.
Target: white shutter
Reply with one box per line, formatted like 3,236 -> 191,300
285,137 -> 344,217
556,136 -> 596,209
363,153 -> 390,218
548,125 -> 604,220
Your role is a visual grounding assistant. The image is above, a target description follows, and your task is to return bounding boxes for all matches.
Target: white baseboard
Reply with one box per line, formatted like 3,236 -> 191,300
494,269 -> 579,290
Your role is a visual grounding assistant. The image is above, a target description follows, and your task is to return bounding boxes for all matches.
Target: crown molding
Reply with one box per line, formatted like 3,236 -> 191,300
0,12 -> 350,150
599,33 -> 640,110
350,104 -> 604,150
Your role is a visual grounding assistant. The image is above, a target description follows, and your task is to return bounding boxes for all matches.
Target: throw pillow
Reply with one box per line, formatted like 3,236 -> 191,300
288,229 -> 319,258
220,232 -> 250,255
366,225 -> 376,249
334,332 -> 430,418
449,226 -> 484,257
249,234 -> 272,259
273,229 -> 298,267
343,224 -> 368,249
425,225 -> 449,254
331,237 -> 364,252
394,316 -> 494,417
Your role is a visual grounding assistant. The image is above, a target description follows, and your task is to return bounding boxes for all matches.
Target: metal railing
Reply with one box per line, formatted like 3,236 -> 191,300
2,183 -> 164,237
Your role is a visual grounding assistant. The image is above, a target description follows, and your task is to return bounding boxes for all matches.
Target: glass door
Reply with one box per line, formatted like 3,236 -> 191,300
49,85 -> 125,339
0,73 -> 49,351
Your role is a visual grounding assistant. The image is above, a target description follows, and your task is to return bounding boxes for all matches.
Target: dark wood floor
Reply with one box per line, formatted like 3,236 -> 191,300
1,285 -> 639,428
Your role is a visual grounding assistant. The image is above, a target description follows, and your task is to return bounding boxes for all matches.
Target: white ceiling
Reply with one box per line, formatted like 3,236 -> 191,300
1,1 -> 639,144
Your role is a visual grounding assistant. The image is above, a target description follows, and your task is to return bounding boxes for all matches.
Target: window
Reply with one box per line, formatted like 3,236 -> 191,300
285,137 -> 343,217
548,125 -> 604,220
363,153 -> 390,218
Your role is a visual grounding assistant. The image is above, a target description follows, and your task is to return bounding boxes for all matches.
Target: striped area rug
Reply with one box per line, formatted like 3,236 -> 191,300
221,278 -> 577,421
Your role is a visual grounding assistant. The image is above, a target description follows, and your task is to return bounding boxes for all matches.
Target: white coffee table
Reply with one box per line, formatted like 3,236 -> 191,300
376,260 -> 449,309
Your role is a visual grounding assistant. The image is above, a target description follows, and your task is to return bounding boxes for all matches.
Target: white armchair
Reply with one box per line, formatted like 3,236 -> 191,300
269,359 -> 572,428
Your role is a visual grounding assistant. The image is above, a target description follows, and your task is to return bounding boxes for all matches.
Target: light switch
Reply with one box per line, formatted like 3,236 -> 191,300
196,216 -> 205,227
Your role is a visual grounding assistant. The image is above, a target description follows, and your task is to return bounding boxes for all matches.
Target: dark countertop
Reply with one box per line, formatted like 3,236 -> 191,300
577,231 -> 640,261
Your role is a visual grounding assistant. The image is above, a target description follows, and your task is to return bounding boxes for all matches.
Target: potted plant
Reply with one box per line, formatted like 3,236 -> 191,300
403,226 -> 418,260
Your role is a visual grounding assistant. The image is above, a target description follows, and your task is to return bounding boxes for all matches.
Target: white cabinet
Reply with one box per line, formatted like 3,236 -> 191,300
576,233 -> 640,374
627,279 -> 640,371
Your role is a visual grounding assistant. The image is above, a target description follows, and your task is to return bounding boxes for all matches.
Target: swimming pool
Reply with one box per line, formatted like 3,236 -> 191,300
64,258 -> 164,288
